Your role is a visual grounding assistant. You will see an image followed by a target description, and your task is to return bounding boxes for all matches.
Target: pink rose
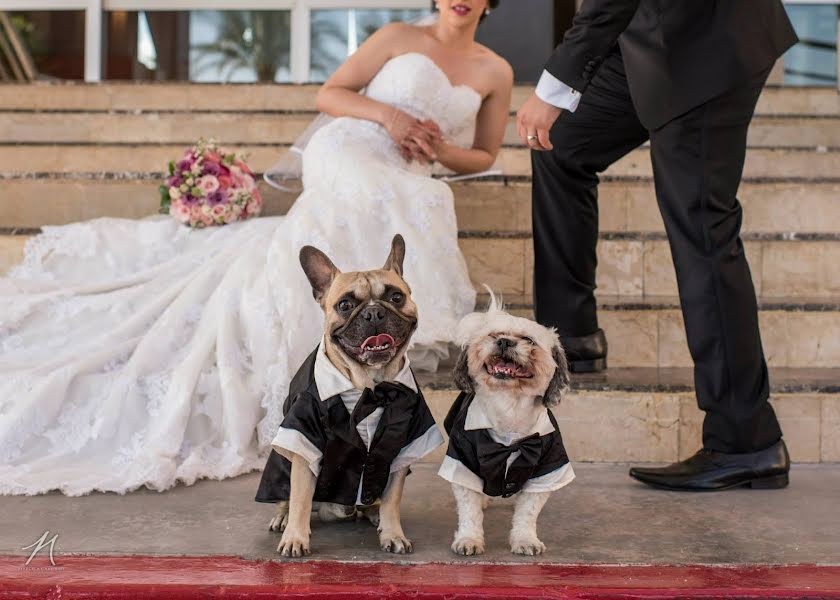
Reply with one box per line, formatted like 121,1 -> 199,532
217,175 -> 232,189
173,204 -> 191,224
211,204 -> 226,220
197,175 -> 219,194
205,151 -> 222,163
200,214 -> 214,226
190,205 -> 203,220
232,168 -> 256,192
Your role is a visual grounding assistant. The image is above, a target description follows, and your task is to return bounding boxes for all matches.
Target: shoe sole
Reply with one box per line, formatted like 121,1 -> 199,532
569,357 -> 607,373
747,473 -> 790,489
629,472 -> 789,492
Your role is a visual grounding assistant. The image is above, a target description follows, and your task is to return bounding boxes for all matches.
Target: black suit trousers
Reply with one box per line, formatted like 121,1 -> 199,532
531,46 -> 783,453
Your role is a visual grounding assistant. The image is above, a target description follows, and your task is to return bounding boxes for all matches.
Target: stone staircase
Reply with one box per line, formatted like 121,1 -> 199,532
1,82 -> 838,464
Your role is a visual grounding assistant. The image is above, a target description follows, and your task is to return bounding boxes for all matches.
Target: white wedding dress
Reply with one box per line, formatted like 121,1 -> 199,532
0,52 -> 478,496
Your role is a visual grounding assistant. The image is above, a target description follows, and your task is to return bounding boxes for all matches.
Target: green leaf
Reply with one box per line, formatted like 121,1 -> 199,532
159,184 -> 171,213
168,161 -> 176,176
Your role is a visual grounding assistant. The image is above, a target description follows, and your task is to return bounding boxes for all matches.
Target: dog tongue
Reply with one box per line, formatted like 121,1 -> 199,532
362,333 -> 395,350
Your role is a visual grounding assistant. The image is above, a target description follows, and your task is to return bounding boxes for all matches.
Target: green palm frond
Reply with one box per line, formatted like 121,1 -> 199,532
191,10 -> 291,82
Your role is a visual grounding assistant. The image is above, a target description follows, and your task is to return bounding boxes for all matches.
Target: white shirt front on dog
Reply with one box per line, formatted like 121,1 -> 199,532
270,340 -> 444,504
438,392 -> 576,495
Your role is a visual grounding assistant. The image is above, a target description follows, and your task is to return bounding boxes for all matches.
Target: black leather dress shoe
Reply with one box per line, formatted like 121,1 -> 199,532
560,329 -> 607,373
629,440 -> 790,491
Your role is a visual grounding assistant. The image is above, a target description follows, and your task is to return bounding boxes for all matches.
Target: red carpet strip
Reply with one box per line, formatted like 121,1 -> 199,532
2,555 -> 840,599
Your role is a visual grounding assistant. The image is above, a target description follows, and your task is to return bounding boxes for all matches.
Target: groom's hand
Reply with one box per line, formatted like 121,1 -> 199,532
516,93 -> 562,151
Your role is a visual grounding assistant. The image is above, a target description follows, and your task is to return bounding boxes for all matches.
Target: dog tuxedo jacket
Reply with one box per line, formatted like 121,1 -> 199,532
440,392 -> 573,497
255,345 -> 442,506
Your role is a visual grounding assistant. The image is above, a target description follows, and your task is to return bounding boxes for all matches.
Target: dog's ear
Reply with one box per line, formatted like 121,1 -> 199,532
299,245 -> 339,303
541,343 -> 570,407
453,347 -> 474,394
382,234 -> 406,277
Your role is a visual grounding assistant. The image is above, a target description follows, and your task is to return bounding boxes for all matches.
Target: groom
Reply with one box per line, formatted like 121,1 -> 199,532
517,1 -> 797,492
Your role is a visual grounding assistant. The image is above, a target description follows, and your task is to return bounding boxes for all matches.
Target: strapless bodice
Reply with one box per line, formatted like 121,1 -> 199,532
364,52 -> 482,147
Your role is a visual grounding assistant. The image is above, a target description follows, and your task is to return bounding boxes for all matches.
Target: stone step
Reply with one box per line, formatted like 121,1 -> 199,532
459,231 -> 840,299
2,145 -> 838,179
418,367 -> 840,464
2,178 -> 839,236
2,468 -> 840,576
3,227 -> 839,298
451,180 -> 840,236
1,82 -> 836,116
471,295 -> 840,370
2,232 -> 838,369
2,113 -> 839,148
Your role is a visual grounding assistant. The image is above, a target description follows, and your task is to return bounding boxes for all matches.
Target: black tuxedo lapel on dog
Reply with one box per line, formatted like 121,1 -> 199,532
255,347 -> 438,506
544,0 -> 797,129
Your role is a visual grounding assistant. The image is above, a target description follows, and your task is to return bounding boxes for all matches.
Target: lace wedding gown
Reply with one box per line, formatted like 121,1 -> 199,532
0,52 -> 478,495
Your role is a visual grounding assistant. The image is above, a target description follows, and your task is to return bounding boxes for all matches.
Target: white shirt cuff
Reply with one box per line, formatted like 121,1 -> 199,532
438,455 -> 485,494
271,427 -> 323,477
521,462 -> 576,493
390,424 -> 445,473
535,70 -> 582,112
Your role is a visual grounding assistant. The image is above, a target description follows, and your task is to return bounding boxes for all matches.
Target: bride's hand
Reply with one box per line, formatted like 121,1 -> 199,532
403,119 -> 443,164
385,109 -> 439,163
384,108 -> 425,147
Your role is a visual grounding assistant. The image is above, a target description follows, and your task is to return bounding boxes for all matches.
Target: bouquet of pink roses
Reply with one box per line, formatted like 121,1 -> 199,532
160,139 -> 263,228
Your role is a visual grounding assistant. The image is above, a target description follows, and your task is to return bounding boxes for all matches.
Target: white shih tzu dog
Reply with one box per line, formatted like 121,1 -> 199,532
438,295 -> 575,556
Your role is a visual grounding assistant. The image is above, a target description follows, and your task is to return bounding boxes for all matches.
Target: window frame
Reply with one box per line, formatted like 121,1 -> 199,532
0,0 -> 835,86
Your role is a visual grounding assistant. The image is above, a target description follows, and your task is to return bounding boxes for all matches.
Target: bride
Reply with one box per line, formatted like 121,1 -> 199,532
0,0 -> 512,496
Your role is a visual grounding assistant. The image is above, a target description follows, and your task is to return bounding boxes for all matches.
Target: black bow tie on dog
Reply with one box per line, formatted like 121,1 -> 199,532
476,432 -> 544,497
352,381 -> 414,424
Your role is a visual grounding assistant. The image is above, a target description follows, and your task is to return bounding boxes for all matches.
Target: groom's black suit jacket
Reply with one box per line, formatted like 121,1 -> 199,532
545,0 -> 797,129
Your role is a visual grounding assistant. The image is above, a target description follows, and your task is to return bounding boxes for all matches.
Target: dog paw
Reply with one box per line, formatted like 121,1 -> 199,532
379,530 -> 413,554
510,534 -> 546,556
277,531 -> 311,557
268,502 -> 289,532
360,505 -> 380,528
451,536 -> 485,556
268,512 -> 289,532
